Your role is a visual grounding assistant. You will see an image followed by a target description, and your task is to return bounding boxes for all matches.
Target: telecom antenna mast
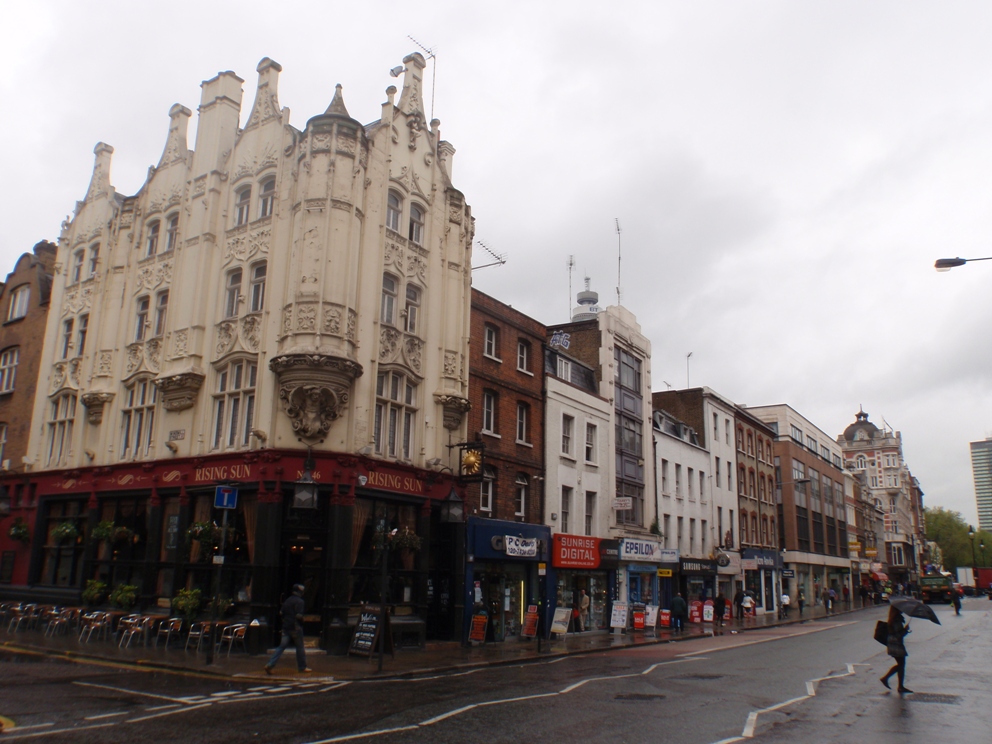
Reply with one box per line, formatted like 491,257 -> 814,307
472,239 -> 507,271
408,35 -> 438,121
615,218 -> 622,305
567,255 -> 575,318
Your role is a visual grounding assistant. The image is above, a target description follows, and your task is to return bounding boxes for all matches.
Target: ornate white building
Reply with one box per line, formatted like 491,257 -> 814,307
22,54 -> 475,648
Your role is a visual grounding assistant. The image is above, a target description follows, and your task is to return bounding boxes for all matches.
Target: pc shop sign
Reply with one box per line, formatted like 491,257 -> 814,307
504,535 -> 538,558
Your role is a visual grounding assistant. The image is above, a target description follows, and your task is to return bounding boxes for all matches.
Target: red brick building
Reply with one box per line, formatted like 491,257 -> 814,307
468,289 -> 545,523
0,241 -> 57,586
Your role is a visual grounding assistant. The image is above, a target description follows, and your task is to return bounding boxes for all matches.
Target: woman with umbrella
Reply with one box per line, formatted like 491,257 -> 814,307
880,604 -> 912,694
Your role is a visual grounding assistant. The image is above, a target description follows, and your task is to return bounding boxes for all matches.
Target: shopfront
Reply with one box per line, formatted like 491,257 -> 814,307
551,534 -> 618,631
717,551 -> 740,599
742,548 -> 782,615
680,558 -> 717,604
620,539 -> 664,621
464,517 -> 550,643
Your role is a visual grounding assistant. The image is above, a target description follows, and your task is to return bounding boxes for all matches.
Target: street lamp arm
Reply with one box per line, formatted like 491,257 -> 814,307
934,256 -> 992,272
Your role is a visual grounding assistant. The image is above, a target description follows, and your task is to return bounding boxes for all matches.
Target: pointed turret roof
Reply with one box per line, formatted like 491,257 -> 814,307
324,84 -> 350,117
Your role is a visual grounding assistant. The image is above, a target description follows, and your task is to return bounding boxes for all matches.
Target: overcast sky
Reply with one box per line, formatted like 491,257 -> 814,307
2,1 -> 991,524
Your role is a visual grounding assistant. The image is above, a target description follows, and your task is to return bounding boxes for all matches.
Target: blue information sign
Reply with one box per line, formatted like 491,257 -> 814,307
214,486 -> 238,510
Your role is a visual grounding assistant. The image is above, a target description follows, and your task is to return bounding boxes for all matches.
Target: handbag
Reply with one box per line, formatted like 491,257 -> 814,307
873,620 -> 889,645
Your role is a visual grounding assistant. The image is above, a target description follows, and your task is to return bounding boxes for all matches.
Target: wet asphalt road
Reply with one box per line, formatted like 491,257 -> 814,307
1,598 -> 989,743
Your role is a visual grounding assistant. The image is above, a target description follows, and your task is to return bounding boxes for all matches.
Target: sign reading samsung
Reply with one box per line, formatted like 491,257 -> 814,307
621,539 -> 665,562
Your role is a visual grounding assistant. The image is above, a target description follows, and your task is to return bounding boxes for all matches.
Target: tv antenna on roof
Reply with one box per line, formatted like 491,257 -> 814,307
407,35 -> 438,121
615,218 -> 622,305
472,239 -> 506,271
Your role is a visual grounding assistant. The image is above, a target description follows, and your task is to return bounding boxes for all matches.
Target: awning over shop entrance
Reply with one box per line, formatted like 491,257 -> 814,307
871,571 -> 888,582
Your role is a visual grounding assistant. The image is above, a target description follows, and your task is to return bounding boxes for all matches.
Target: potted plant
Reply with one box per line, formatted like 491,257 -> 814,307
82,579 -> 108,606
109,583 -> 139,610
112,525 -> 135,544
172,587 -> 202,624
8,519 -> 31,545
92,520 -> 115,542
187,522 -> 217,546
208,595 -> 233,617
52,521 -> 79,544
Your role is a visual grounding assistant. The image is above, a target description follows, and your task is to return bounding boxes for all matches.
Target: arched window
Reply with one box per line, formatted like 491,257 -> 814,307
225,269 -> 242,318
386,191 -> 402,232
235,186 -> 251,226
403,284 -> 421,334
258,177 -> 276,218
213,359 -> 257,449
751,515 -> 758,544
88,243 -> 100,277
71,249 -> 85,284
145,220 -> 160,257
380,274 -> 398,326
165,213 -> 179,252
408,203 -> 424,245
120,378 -> 157,460
0,347 -> 19,392
856,455 -> 866,469
250,262 -> 266,312
373,370 -> 418,459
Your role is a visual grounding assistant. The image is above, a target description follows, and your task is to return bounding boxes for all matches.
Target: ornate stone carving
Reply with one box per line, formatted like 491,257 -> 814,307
51,362 -> 67,393
173,329 -> 189,358
216,321 -> 236,356
241,314 -> 261,352
269,354 -> 363,440
380,327 -> 400,362
347,310 -> 357,341
296,303 -> 317,332
434,393 -> 471,431
97,351 -> 113,377
385,241 -> 404,268
145,338 -> 162,371
322,304 -> 342,336
443,351 -> 458,378
403,336 -> 423,375
282,307 -> 293,335
68,358 -> 82,388
81,392 -> 115,425
154,372 -> 206,411
407,254 -> 427,285
125,343 -> 143,376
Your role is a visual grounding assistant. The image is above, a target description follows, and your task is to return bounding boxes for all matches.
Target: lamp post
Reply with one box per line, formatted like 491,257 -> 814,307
968,526 -> 978,585
934,256 -> 992,271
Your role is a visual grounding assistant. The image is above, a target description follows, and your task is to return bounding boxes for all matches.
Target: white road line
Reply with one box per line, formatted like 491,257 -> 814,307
72,680 -> 190,704
127,703 -> 211,723
209,690 -> 240,697
144,704 -> 181,712
0,722 -> 114,740
83,711 -> 127,720
307,725 -> 420,743
731,662 -> 858,741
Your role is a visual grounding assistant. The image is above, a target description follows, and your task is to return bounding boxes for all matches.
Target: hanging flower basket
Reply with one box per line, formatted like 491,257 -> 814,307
91,520 -> 115,542
112,526 -> 135,544
52,521 -> 79,544
392,527 -> 423,552
8,519 -> 31,545
187,521 -> 218,546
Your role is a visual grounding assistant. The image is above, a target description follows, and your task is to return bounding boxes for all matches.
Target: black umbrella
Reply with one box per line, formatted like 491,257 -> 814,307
888,595 -> 941,625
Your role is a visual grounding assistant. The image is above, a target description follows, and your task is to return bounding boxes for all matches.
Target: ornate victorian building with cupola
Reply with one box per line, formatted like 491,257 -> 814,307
12,53 -> 475,649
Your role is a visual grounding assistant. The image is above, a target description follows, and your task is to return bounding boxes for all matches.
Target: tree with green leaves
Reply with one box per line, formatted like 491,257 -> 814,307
925,506 -> 992,572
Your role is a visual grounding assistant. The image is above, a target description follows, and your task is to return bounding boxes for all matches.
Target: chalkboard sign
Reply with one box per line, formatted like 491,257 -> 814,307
348,604 -> 394,658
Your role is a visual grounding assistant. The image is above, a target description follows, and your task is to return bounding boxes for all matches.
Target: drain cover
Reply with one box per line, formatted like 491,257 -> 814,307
677,674 -> 725,680
906,693 -> 960,705
615,693 -> 666,701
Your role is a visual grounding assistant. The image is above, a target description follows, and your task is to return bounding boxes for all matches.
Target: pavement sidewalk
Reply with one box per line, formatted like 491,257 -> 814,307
1,601 -> 871,682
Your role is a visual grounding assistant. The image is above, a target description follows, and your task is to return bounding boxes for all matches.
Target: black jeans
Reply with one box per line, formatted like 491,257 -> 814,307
883,655 -> 907,688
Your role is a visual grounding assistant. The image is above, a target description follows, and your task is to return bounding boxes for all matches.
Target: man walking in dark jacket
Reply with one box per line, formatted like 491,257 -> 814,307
264,584 -> 311,674
671,593 -> 688,633
733,589 -> 745,623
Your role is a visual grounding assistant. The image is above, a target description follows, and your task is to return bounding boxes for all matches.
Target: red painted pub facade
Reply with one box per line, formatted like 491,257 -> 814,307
0,449 -> 464,651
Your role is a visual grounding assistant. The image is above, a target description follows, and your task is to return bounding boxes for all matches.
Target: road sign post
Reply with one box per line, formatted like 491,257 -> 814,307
206,486 -> 237,665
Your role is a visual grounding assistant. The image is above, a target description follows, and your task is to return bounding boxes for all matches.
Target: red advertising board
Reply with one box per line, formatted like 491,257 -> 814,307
660,609 -> 671,628
689,600 -> 703,624
469,613 -> 488,642
633,611 -> 645,630
552,534 -> 602,569
521,606 -> 539,638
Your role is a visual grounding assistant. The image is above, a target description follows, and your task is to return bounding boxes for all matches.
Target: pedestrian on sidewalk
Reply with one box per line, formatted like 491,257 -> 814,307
859,584 -> 868,608
579,589 -> 590,631
879,605 -> 913,694
713,592 -> 727,634
264,584 -> 311,675
828,587 -> 837,614
671,592 -> 687,633
843,585 -> 850,607
952,589 -> 962,616
741,592 -> 754,619
780,591 -> 790,619
733,589 -> 745,623
797,588 -> 805,617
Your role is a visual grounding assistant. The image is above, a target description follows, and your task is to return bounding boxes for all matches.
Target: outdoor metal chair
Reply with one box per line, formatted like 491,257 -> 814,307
78,612 -> 111,643
216,623 -> 247,657
7,604 -> 38,633
155,617 -> 183,648
185,621 -> 211,652
45,608 -> 80,637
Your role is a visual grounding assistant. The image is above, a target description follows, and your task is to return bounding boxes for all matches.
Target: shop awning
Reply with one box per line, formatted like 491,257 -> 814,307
871,571 -> 888,582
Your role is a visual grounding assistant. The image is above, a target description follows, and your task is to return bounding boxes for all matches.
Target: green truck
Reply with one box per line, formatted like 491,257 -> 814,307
919,574 -> 954,603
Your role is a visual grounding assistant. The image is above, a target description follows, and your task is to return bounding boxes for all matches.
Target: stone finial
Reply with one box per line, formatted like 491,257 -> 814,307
397,52 -> 427,116
158,104 -> 192,168
245,57 -> 283,129
84,142 -> 114,202
324,84 -> 350,118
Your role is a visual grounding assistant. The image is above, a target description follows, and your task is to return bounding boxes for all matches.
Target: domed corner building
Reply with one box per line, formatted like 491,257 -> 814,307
837,408 -> 924,589
5,53 -> 476,651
